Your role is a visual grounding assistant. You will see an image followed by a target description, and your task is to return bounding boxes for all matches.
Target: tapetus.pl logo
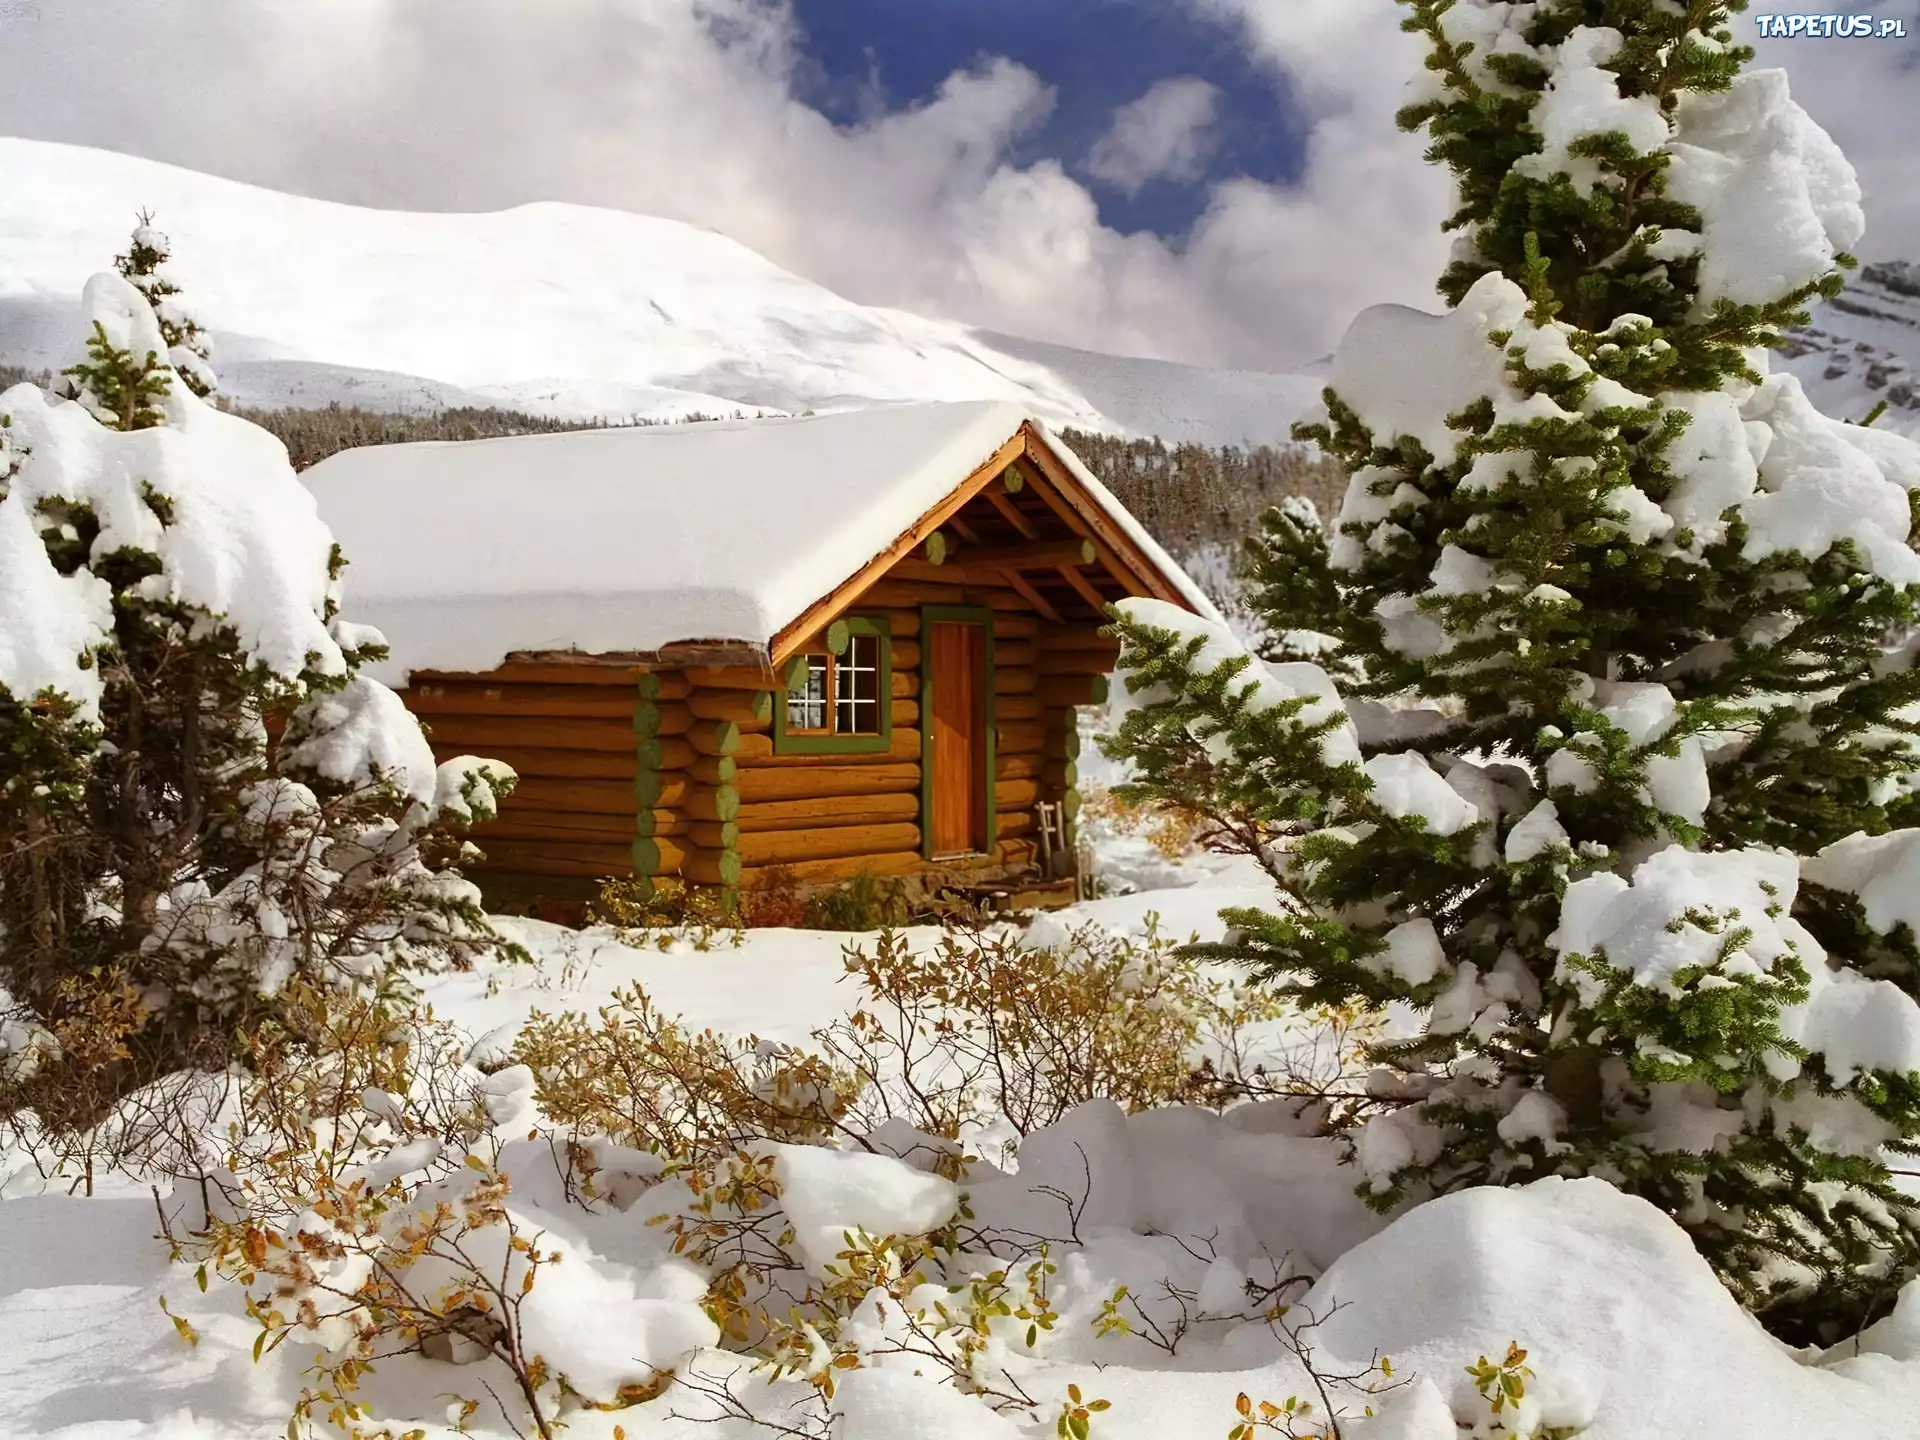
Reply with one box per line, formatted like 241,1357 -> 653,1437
1751,13 -> 1910,36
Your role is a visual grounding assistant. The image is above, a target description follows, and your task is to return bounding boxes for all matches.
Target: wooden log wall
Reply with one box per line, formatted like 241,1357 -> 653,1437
400,549 -> 1115,900
402,663 -> 666,883
721,564 -> 1102,893
732,626 -> 928,890
648,670 -> 746,889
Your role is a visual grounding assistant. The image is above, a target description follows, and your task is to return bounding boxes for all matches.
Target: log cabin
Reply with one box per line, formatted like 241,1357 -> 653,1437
302,401 -> 1221,910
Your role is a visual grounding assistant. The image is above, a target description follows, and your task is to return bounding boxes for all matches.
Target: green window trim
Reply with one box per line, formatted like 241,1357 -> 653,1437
771,615 -> 894,755
918,605 -> 998,862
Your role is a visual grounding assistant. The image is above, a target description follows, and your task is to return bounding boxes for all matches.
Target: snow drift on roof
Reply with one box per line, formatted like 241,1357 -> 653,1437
301,401 -> 1216,683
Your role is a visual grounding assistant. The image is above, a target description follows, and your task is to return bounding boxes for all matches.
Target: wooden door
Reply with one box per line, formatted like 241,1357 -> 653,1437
928,621 -> 988,857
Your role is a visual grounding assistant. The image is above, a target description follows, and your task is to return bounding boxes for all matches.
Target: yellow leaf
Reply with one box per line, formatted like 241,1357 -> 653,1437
157,1298 -> 199,1349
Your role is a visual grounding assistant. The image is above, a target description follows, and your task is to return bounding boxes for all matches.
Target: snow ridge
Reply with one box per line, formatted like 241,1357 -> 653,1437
0,139 -> 1319,446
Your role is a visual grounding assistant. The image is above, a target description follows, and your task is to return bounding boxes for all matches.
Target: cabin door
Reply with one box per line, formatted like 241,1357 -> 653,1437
928,620 -> 989,858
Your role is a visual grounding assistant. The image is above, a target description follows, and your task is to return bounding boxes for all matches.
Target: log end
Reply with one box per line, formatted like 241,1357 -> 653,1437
684,849 -> 744,888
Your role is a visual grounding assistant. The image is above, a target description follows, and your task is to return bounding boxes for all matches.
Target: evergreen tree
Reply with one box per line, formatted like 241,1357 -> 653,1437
114,211 -> 216,398
0,270 -> 514,1142
1104,0 -> 1920,1342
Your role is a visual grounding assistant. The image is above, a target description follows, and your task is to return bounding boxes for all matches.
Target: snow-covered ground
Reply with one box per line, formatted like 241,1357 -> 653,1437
5,847 -> 1920,1440
0,139 -> 1321,446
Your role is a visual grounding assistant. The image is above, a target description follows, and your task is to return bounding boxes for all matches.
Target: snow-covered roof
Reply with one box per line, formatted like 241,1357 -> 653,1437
302,401 -> 1217,682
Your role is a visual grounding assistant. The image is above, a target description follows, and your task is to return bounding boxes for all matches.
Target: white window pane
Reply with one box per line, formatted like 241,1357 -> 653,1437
832,632 -> 882,734
788,656 -> 830,731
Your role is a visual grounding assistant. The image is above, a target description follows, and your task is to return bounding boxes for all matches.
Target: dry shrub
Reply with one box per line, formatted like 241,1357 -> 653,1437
734,867 -> 809,929
1079,788 -> 1212,861
645,1153 -> 1071,1432
516,919 -> 1377,1175
148,927 -> 1386,1440
172,983 -> 581,1440
512,989 -> 861,1167
800,872 -> 914,931
515,922 -> 1211,1172
591,876 -> 742,951
590,870 -> 914,944
819,922 -> 1212,1144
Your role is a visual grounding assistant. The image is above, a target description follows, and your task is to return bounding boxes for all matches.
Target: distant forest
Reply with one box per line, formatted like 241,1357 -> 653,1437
0,367 -> 1344,560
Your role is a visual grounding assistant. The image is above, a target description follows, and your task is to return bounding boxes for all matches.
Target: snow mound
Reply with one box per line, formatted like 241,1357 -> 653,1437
1305,1177 -> 1920,1438
771,1143 -> 959,1274
1321,272 -> 1527,467
1667,68 -> 1865,311
968,1098 -> 1381,1274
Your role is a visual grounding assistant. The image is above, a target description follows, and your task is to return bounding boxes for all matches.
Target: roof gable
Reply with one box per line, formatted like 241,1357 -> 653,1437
771,419 -> 1216,661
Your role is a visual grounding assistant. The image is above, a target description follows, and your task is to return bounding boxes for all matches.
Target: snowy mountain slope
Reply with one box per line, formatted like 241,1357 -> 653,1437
979,328 -> 1329,447
0,139 -> 1317,444
1782,260 -> 1920,438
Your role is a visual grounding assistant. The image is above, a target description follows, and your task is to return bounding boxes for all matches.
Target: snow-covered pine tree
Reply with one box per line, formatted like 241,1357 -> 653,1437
113,212 -> 215,398
0,270 -> 515,1137
1103,0 -> 1920,1342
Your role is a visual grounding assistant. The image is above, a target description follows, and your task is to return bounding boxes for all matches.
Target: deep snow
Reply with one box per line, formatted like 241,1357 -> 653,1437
5,849 -> 1920,1439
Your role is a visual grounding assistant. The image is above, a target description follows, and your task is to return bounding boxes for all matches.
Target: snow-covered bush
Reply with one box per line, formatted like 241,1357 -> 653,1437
137,927 -> 1624,1440
185,984 -> 706,1440
1102,0 -> 1920,1342
112,212 -> 215,398
0,269 -> 520,1147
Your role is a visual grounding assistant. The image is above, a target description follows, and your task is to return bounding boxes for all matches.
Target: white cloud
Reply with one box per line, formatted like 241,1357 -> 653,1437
0,0 -> 1910,376
1088,76 -> 1222,195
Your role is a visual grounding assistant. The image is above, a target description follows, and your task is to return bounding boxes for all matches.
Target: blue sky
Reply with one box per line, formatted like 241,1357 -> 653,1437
787,0 -> 1307,240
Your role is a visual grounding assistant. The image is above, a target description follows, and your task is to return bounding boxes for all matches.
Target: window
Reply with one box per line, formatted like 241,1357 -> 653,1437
836,632 -> 882,735
774,617 -> 892,754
